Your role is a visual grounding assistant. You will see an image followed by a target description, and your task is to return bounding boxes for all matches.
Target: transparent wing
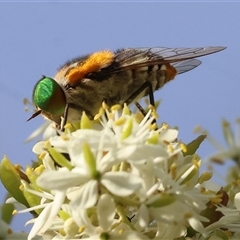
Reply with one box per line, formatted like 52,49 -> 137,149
147,46 -> 226,61
172,59 -> 202,75
114,46 -> 226,71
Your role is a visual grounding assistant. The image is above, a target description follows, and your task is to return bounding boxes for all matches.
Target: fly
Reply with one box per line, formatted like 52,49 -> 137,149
28,46 -> 226,125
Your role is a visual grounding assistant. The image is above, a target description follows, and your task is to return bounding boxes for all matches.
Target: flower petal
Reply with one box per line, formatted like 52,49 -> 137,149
101,172 -> 142,196
37,169 -> 89,190
28,202 -> 54,239
97,194 -> 115,232
69,180 -> 98,209
159,129 -> 178,142
138,204 -> 149,228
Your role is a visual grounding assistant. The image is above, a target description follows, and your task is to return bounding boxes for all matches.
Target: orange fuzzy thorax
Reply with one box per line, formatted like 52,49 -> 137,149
67,50 -> 114,83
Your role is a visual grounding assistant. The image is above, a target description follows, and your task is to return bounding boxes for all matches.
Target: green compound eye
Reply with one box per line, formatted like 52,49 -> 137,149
33,77 -> 66,115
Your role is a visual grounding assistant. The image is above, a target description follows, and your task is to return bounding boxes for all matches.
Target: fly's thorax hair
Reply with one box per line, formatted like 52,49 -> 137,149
52,52 -> 131,119
53,74 -> 98,120
54,70 -> 134,119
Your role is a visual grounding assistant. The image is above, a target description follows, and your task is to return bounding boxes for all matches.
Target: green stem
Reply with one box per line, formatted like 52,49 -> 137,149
115,205 -> 136,231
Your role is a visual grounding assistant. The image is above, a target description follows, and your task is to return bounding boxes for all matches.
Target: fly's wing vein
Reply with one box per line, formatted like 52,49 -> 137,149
112,46 -> 225,72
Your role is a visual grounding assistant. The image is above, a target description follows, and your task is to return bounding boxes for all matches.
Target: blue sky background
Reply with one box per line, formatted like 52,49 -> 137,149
0,2 -> 239,232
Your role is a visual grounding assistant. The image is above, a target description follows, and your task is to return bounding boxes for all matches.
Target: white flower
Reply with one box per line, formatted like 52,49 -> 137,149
6,106 -> 223,240
72,193 -> 149,240
36,130 -> 143,209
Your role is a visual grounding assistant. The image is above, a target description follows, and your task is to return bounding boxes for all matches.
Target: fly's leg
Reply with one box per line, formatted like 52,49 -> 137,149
61,82 -> 157,131
125,81 -> 155,107
135,102 -> 147,117
125,81 -> 157,126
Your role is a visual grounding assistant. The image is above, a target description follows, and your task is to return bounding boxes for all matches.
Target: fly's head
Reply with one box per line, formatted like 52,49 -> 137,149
30,76 -> 67,125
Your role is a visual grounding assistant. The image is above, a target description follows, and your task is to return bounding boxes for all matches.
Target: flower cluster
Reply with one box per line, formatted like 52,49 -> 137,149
2,106 -> 240,239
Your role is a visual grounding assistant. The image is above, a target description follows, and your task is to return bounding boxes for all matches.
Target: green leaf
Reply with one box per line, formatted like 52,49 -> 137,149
1,203 -> 14,224
215,229 -> 230,240
48,147 -> 73,170
22,182 -> 42,215
0,156 -> 29,207
183,135 -> 207,156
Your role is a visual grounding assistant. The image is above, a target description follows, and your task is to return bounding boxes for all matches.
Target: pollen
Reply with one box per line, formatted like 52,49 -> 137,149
114,117 -> 126,126
94,107 -> 105,120
111,104 -> 122,111
12,209 -> 17,215
180,143 -> 187,152
67,50 -> 114,83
